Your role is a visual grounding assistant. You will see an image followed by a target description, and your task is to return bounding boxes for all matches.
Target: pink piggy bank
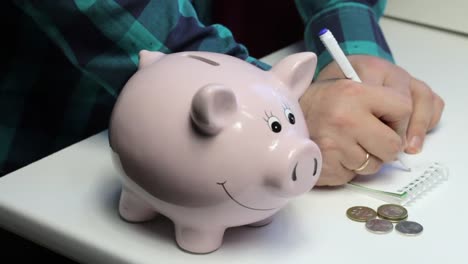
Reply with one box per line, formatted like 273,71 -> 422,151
109,50 -> 322,253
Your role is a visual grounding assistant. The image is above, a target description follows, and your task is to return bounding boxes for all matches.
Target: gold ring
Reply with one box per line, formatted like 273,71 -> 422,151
353,152 -> 371,172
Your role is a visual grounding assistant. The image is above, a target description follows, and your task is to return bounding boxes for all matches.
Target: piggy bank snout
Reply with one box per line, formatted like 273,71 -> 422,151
266,141 -> 322,198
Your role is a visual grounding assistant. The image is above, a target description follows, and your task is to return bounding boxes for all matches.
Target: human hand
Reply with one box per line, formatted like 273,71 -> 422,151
318,55 -> 445,154
300,78 -> 411,186
301,55 -> 444,186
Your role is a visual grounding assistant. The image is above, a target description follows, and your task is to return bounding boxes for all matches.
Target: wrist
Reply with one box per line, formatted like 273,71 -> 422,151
303,4 -> 395,77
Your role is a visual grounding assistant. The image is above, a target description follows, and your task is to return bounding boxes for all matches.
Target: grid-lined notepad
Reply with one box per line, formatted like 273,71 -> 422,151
346,159 -> 449,205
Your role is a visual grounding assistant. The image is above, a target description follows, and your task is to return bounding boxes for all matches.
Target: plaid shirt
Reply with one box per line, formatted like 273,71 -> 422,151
1,0 -> 392,177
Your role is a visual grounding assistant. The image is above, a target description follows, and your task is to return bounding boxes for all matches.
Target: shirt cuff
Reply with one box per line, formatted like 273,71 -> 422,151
304,3 -> 395,77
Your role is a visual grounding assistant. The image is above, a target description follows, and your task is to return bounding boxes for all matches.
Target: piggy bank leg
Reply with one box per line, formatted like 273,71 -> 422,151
248,215 -> 275,227
119,186 -> 158,222
174,224 -> 226,254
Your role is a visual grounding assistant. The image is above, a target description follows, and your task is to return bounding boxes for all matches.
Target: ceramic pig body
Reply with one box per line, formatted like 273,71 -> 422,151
109,50 -> 322,253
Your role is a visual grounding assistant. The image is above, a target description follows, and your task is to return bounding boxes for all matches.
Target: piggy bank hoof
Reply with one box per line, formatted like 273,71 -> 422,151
175,225 -> 226,254
119,187 -> 158,222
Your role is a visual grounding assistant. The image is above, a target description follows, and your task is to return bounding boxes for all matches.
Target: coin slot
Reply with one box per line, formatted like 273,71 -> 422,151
187,55 -> 220,66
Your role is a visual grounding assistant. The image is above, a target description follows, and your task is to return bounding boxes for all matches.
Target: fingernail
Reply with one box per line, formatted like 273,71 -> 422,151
408,136 -> 421,153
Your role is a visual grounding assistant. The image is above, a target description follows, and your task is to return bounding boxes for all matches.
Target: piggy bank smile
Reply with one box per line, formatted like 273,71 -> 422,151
217,156 -> 319,212
217,181 -> 277,211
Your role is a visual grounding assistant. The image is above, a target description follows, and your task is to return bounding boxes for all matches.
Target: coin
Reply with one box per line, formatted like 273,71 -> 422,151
395,221 -> 423,236
377,204 -> 408,222
346,206 -> 377,222
365,219 -> 394,234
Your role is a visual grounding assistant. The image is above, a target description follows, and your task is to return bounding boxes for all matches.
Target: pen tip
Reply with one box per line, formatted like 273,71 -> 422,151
318,28 -> 329,36
399,162 -> 412,172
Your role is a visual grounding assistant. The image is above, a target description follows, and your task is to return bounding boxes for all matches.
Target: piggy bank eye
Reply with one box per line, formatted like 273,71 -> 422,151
267,116 -> 282,133
284,109 -> 295,125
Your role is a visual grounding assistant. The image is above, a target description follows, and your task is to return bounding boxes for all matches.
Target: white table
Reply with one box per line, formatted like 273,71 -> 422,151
1,18 -> 467,264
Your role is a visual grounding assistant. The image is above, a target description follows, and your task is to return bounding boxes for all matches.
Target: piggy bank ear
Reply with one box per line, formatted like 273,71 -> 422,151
191,84 -> 238,136
138,50 -> 165,69
271,52 -> 317,99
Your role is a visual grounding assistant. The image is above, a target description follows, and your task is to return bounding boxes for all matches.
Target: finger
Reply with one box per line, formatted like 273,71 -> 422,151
314,141 -> 356,186
351,150 -> 383,175
373,93 -> 410,148
382,65 -> 412,97
382,67 -> 412,147
383,117 -> 410,151
405,79 -> 434,154
340,145 -> 384,175
354,113 -> 403,162
351,69 -> 411,148
356,82 -> 412,124
428,92 -> 445,131
316,155 -> 355,186
335,81 -> 412,141
353,60 -> 412,146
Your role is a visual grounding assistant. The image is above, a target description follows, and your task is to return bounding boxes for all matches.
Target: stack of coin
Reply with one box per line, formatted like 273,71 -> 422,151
346,203 -> 423,236
377,204 -> 408,222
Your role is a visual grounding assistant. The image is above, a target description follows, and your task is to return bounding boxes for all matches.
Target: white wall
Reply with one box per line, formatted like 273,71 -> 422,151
385,0 -> 468,35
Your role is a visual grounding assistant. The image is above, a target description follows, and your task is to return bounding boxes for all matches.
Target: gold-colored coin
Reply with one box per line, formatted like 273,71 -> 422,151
346,206 -> 377,222
377,204 -> 408,222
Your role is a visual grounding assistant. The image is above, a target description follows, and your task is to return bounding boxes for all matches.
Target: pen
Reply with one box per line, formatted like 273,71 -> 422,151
318,28 -> 411,172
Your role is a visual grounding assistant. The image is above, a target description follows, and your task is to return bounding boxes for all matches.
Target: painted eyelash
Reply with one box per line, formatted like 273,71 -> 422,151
263,110 -> 274,122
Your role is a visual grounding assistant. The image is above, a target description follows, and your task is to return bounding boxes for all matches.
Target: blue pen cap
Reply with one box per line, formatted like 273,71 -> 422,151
318,28 -> 329,36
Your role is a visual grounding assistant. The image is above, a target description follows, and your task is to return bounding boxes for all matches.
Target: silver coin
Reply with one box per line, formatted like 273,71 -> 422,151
365,219 -> 394,234
395,221 -> 423,236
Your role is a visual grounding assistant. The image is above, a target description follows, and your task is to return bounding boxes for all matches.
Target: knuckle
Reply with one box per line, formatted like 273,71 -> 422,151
317,137 -> 340,152
413,79 -> 434,100
392,91 -> 413,116
329,109 -> 355,129
434,94 -> 445,110
396,98 -> 413,119
419,80 -> 431,90
339,80 -> 365,97
400,96 -> 413,115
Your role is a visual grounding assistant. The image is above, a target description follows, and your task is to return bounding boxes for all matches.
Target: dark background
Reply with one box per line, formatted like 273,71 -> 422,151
210,1 -> 304,58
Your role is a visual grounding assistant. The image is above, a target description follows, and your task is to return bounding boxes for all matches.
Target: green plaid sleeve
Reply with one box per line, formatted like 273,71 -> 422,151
2,0 -> 269,176
15,0 -> 269,98
295,0 -> 394,76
